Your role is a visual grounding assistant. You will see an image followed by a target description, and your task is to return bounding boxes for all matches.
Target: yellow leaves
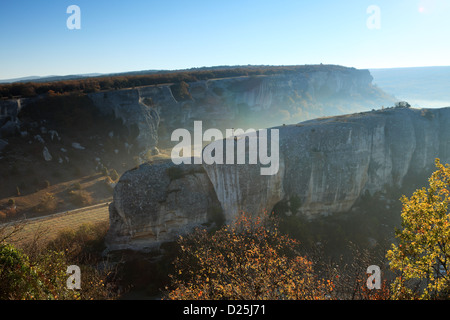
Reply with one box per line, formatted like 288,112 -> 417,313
387,158 -> 450,299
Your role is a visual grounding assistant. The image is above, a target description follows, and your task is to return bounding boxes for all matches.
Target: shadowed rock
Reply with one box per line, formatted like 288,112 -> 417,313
105,159 -> 222,252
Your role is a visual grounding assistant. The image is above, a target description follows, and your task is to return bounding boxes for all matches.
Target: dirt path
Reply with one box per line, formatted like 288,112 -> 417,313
1,202 -> 110,245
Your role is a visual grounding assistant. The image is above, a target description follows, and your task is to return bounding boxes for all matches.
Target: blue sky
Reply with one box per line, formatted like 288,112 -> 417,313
1,0 -> 450,79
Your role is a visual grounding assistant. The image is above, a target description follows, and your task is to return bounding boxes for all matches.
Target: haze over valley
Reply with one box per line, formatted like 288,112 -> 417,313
371,66 -> 450,108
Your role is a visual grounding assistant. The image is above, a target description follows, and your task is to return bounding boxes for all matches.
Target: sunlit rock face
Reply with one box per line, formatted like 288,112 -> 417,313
202,137 -> 286,223
273,107 -> 450,218
106,107 -> 450,252
205,107 -> 450,219
1,66 -> 394,162
89,65 -> 395,153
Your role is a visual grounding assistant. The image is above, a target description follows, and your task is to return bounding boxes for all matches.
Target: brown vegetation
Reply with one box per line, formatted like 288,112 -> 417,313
0,65 -> 351,99
164,212 -> 391,300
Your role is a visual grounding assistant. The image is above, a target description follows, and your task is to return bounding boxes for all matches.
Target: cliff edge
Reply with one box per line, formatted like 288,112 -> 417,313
105,106 -> 450,252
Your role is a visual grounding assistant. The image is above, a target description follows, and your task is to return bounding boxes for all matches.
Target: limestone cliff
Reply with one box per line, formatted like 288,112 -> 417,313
1,65 -> 395,159
88,89 -> 160,155
105,160 -> 222,251
106,106 -> 450,252
139,66 -> 395,148
210,107 -> 450,220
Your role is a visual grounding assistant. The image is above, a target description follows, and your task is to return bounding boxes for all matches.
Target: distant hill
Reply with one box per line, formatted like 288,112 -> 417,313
370,66 -> 450,108
0,65 -> 291,84
0,76 -> 43,84
0,73 -> 104,84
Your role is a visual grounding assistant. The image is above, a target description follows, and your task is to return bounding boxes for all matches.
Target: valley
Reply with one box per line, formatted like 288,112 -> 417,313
1,64 -> 444,300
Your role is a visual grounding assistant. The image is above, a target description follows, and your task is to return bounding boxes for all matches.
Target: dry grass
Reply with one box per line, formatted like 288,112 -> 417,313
0,174 -> 113,222
68,190 -> 93,207
35,192 -> 59,213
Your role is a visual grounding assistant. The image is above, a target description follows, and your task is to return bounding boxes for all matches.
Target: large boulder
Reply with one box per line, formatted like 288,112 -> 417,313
105,159 -> 223,252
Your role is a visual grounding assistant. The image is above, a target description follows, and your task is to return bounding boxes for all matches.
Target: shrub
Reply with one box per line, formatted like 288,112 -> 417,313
421,109 -> 434,120
0,244 -> 73,300
0,243 -> 41,299
212,87 -> 224,96
171,81 -> 192,101
0,222 -> 121,300
47,222 -> 109,264
68,190 -> 93,207
109,169 -> 119,181
35,192 -> 58,213
164,213 -> 334,300
5,206 -> 17,219
103,176 -> 116,192
44,222 -> 121,300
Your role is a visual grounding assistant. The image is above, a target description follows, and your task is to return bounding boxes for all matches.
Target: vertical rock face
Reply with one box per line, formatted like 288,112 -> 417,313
88,66 -> 395,155
154,67 -> 393,138
203,153 -> 285,223
2,66 -> 394,160
0,99 -> 22,137
106,107 -> 450,252
88,90 -> 160,154
201,107 -> 450,221
275,107 -> 450,218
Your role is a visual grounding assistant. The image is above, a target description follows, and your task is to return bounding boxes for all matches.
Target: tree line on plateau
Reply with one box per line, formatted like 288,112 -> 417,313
0,64 -> 349,99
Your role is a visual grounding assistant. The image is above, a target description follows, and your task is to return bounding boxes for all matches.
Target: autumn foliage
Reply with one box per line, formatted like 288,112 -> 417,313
387,159 -> 450,299
165,213 -> 334,300
0,65 -> 351,99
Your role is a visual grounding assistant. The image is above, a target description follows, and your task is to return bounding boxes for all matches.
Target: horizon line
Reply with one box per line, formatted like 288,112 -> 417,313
2,64 -> 450,83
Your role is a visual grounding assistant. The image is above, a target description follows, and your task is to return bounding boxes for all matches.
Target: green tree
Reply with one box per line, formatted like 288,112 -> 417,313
0,222 -> 120,300
387,159 -> 450,299
0,244 -> 73,299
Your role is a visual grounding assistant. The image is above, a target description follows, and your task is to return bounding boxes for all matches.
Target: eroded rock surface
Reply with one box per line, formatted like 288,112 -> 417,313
105,160 -> 222,252
106,107 -> 450,252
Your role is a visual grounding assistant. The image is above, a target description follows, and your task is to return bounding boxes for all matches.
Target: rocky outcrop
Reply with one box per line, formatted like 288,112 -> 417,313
88,89 -> 160,156
106,106 -> 450,252
105,160 -> 223,252
0,99 -> 22,137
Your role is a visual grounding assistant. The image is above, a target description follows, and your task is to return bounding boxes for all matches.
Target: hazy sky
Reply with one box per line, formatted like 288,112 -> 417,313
1,0 -> 450,79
